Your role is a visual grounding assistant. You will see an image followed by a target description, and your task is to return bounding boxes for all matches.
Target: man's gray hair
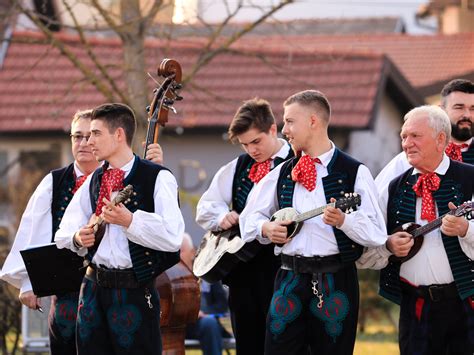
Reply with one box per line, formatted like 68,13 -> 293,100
404,105 -> 451,145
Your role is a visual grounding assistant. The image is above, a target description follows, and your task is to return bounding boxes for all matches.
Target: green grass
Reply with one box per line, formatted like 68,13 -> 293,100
185,319 -> 399,354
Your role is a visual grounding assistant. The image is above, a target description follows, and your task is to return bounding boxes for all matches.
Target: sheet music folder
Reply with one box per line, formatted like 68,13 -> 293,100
20,243 -> 86,297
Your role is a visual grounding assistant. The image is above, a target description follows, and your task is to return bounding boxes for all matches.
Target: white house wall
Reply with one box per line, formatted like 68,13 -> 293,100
347,93 -> 403,177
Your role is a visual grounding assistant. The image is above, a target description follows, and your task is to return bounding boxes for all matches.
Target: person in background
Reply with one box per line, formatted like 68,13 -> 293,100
181,232 -> 231,355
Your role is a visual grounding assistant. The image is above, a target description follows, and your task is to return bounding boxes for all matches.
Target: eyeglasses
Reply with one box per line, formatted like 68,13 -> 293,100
70,134 -> 91,143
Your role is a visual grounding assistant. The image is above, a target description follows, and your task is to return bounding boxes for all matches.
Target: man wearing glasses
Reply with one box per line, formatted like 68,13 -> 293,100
0,109 -> 163,355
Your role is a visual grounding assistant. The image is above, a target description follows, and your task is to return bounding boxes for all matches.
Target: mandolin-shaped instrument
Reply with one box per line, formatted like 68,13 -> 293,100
389,201 -> 473,263
88,184 -> 134,251
193,193 -> 361,282
270,193 -> 362,241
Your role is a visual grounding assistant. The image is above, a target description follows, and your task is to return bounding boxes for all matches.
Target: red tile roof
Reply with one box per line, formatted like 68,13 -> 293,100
232,33 -> 474,90
0,31 -> 419,132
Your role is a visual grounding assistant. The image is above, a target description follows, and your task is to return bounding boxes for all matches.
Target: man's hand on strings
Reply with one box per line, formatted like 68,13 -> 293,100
262,220 -> 292,245
219,211 -> 239,230
322,198 -> 345,228
74,224 -> 95,248
101,197 -> 133,228
441,202 -> 469,238
386,231 -> 414,257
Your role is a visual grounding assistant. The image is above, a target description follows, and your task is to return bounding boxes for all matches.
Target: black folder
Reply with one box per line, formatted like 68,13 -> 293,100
20,243 -> 86,297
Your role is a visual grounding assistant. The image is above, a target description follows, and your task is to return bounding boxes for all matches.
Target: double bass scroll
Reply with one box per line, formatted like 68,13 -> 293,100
143,59 -> 183,158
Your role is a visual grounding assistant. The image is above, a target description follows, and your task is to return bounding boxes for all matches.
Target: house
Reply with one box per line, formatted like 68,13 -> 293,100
0,30 -> 422,240
417,0 -> 474,34
232,32 -> 474,100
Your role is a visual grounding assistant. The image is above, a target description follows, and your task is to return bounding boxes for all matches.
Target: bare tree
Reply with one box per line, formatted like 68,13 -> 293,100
6,0 -> 293,152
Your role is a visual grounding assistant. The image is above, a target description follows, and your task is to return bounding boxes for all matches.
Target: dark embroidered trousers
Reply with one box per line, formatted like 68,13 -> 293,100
399,291 -> 474,355
49,292 -> 79,355
76,278 -> 161,355
264,265 -> 359,355
227,255 -> 280,355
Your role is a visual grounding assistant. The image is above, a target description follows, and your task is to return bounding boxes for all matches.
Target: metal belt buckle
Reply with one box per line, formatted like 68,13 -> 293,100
428,285 -> 441,302
294,255 -> 302,273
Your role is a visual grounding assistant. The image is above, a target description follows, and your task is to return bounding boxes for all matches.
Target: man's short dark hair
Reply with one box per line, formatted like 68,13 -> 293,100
228,98 -> 276,142
91,103 -> 136,146
441,79 -> 474,106
283,90 -> 331,123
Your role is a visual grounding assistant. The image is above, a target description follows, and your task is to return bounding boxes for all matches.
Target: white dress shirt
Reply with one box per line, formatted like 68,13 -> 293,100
55,156 -> 184,269
0,163 -> 86,293
357,154 -> 474,286
239,143 -> 387,257
195,139 -> 291,232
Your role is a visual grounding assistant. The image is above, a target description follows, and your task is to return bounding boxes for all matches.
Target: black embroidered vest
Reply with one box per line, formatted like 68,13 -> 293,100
380,161 -> 474,305
51,164 -> 76,239
224,148 -> 294,286
276,148 -> 363,263
89,156 -> 180,283
231,151 -> 293,213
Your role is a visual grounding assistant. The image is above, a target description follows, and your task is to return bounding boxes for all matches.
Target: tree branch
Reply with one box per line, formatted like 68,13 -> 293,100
89,0 -> 121,35
62,0 -> 127,102
183,0 -> 294,84
17,3 -> 117,102
142,0 -> 167,30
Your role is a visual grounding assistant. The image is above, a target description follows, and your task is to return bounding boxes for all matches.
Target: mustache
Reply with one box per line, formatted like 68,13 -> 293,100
457,117 -> 472,125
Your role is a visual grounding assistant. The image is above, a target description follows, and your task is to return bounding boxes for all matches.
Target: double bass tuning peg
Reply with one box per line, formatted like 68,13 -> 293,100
163,98 -> 174,106
166,105 -> 177,114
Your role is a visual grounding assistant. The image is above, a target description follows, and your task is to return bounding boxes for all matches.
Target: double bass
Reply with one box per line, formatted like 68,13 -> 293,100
144,59 -> 200,354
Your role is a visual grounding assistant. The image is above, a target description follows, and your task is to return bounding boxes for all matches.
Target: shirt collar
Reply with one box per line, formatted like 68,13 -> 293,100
108,155 -> 135,175
271,138 -> 291,160
412,153 -> 450,176
73,160 -> 104,178
302,141 -> 335,168
461,138 -> 472,149
73,162 -> 85,178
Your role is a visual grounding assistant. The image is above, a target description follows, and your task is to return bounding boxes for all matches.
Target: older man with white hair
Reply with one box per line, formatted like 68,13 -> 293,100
359,105 -> 474,355
375,78 -> 474,192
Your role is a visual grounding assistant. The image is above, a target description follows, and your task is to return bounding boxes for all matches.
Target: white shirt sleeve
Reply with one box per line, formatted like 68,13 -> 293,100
0,174 -> 54,292
338,165 -> 387,247
375,152 -> 410,193
356,177 -> 391,269
196,159 -> 237,232
239,165 -> 282,245
126,170 -> 184,252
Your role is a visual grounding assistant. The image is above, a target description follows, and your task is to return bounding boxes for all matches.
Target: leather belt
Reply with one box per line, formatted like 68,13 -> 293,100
281,254 -> 344,274
85,265 -> 141,289
401,281 -> 459,302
